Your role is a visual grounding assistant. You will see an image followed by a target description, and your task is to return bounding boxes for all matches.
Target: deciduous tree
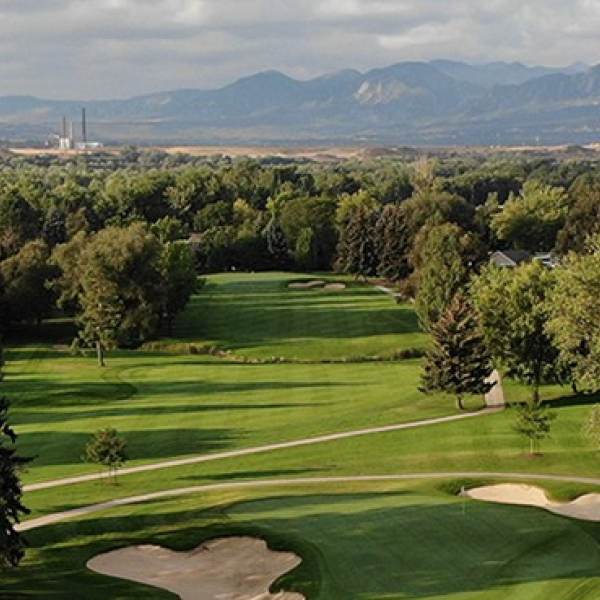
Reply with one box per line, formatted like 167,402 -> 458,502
547,235 -> 600,390
471,261 -> 560,403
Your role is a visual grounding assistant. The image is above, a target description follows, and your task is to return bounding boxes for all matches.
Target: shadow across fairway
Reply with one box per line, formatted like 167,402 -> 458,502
15,402 -> 327,427
548,391 -> 600,409
183,467 -> 328,482
10,491 -> 600,600
19,427 -> 237,468
9,378 -> 348,409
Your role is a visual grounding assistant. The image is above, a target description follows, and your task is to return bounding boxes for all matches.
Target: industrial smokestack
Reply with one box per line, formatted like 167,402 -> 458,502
82,108 -> 87,143
61,116 -> 67,139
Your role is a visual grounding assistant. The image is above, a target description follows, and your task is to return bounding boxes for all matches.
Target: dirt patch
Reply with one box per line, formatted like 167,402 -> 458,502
323,283 -> 346,291
466,484 -> 600,521
288,280 -> 325,289
52,344 -> 70,352
87,536 -> 304,600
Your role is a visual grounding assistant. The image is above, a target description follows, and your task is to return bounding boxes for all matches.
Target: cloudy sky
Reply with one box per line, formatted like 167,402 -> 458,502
2,0 -> 599,99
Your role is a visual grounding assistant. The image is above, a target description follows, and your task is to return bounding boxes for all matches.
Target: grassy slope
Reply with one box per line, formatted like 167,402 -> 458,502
6,482 -> 600,600
6,271 -> 600,599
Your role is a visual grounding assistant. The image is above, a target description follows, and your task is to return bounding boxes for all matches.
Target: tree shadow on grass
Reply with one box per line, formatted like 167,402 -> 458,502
182,467 -> 327,482
19,427 -> 238,468
10,492 -> 600,600
15,401 -> 329,427
9,378 -> 348,409
548,390 -> 600,409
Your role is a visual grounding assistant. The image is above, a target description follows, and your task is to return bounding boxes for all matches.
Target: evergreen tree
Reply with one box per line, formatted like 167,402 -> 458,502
263,216 -> 290,266
513,401 -> 556,455
421,293 -> 495,411
376,205 -> 410,283
83,428 -> 127,484
341,206 -> 378,280
0,352 -> 31,568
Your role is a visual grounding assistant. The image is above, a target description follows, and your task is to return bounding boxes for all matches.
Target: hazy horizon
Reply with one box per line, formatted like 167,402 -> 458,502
2,0 -> 600,101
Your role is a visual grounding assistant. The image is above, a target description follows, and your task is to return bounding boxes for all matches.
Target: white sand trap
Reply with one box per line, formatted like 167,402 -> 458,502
87,536 -> 305,600
288,280 -> 325,289
323,283 -> 346,291
466,484 -> 600,521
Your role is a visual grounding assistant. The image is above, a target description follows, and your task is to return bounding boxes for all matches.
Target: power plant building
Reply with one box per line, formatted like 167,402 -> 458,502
57,109 -> 103,150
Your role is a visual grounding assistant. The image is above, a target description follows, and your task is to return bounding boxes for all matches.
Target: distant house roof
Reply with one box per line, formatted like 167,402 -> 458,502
490,250 -> 532,268
490,250 -> 558,269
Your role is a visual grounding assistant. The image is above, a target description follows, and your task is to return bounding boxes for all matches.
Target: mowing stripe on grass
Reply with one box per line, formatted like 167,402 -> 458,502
24,406 -> 502,493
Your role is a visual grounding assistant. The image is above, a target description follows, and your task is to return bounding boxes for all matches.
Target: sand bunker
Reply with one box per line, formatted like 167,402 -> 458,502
466,484 -> 600,522
323,283 -> 346,291
288,280 -> 325,289
87,536 -> 304,600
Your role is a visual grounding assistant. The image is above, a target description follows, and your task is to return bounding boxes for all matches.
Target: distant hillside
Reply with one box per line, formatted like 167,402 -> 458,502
0,60 -> 599,146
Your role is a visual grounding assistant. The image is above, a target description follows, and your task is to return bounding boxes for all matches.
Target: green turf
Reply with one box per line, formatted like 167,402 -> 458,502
6,481 -> 600,599
4,348 -> 463,485
169,272 -> 428,360
5,271 -> 600,599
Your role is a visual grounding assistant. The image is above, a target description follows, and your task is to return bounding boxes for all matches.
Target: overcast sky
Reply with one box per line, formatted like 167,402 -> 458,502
2,0 -> 599,99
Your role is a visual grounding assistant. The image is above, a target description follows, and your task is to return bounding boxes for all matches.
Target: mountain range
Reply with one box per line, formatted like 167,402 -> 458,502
2,60 -> 600,146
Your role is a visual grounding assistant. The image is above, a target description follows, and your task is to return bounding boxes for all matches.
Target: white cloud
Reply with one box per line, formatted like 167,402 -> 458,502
0,0 -> 599,98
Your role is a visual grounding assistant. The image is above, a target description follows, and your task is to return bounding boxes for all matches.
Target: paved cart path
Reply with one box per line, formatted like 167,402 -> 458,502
24,397 -> 503,493
18,470 -> 600,532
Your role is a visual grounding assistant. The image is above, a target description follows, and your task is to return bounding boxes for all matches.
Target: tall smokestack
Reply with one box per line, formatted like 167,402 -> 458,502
61,116 -> 67,139
82,108 -> 87,143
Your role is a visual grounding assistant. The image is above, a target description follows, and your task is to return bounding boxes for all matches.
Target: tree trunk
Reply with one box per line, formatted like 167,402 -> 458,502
456,395 -> 464,411
96,341 -> 105,368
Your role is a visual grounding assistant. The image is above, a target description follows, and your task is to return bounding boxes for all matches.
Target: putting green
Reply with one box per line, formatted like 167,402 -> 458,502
7,482 -> 600,599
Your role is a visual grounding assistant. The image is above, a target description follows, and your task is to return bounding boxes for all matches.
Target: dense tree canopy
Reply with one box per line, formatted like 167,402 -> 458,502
492,181 -> 570,251
471,261 -> 560,403
547,235 -> 600,390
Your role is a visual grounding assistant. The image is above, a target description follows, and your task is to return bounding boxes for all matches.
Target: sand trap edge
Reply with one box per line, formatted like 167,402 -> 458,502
465,483 -> 600,522
87,536 -> 305,600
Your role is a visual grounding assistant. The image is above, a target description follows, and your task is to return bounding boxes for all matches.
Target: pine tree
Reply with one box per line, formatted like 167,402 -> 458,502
83,428 -> 127,484
0,351 -> 31,568
513,401 -> 556,455
263,216 -> 290,267
421,293 -> 495,411
342,206 -> 378,280
376,205 -> 410,283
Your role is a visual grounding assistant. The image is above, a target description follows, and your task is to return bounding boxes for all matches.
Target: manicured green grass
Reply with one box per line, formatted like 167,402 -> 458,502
5,348 -> 459,485
22,385 -> 600,520
170,272 -> 428,360
5,271 -> 600,599
6,481 -> 600,599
